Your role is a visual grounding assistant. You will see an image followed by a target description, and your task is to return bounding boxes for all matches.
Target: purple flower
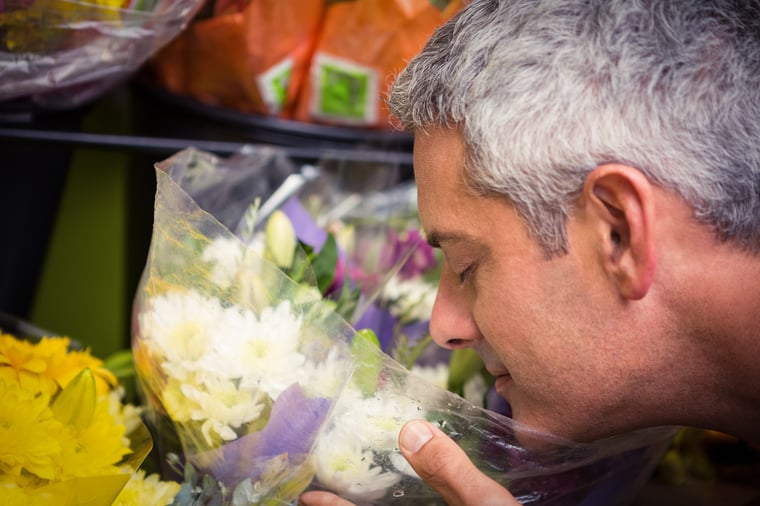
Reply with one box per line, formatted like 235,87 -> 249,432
191,383 -> 330,485
381,229 -> 437,279
353,303 -> 398,351
281,197 -> 327,250
324,255 -> 347,296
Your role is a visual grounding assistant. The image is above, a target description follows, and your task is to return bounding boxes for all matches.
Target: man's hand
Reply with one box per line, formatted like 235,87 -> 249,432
298,491 -> 355,506
299,420 -> 521,506
398,420 -> 521,505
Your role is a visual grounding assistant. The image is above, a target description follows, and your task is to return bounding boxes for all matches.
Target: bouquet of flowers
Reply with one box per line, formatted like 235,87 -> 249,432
132,146 -> 675,505
277,173 -> 492,410
0,0 -> 204,109
0,324 -> 180,505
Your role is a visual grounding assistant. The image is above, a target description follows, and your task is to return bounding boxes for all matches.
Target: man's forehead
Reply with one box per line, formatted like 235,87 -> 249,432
413,129 -> 467,189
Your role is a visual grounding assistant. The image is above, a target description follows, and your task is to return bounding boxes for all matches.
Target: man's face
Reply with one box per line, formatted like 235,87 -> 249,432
414,125 -> 649,442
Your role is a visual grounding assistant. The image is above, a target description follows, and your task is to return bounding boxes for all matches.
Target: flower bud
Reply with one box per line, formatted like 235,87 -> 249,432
265,210 -> 297,269
51,367 -> 96,429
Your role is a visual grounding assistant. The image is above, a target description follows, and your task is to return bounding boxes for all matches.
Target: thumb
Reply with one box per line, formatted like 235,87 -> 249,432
399,420 -> 522,506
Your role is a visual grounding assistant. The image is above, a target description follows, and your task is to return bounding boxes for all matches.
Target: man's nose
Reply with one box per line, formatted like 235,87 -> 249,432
429,264 -> 480,349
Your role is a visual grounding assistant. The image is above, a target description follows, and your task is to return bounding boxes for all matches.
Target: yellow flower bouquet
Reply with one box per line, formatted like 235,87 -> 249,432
0,330 -> 180,505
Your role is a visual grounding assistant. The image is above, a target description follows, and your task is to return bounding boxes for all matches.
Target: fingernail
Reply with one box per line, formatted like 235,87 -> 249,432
400,420 -> 433,453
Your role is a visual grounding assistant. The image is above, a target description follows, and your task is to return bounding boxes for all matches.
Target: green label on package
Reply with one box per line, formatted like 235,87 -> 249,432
311,53 -> 378,125
257,57 -> 293,115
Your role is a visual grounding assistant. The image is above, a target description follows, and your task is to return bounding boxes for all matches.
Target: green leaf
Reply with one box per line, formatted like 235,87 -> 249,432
393,333 -> 433,370
311,234 -> 339,294
285,242 -> 313,285
331,277 -> 362,321
447,348 -> 485,396
102,349 -> 135,380
350,329 -> 383,396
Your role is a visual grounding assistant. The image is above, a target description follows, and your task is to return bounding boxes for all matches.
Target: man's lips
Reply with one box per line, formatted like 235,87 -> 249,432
490,370 -> 512,395
485,366 -> 510,380
494,374 -> 511,385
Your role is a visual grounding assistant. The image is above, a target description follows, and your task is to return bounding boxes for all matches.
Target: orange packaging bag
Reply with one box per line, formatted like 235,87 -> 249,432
145,0 -> 324,116
291,0 -> 462,129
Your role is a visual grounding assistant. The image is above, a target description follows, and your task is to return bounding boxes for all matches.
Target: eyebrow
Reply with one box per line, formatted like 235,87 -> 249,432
425,231 -> 474,248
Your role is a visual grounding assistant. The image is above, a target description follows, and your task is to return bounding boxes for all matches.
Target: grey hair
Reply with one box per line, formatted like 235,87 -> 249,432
388,0 -> 760,256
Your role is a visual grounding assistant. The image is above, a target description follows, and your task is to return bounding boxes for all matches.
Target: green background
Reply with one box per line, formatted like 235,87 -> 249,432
29,94 -> 148,359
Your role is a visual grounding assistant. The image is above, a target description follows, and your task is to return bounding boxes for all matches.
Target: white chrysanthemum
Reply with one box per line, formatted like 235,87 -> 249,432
409,363 -> 449,390
388,450 -> 420,478
114,469 -> 181,506
161,357 -> 201,384
197,301 -> 306,399
161,379 -> 201,423
381,277 -> 437,322
331,384 -> 427,451
296,347 -> 352,399
140,290 -> 313,436
314,426 -> 402,502
180,376 -> 269,444
202,236 -> 265,289
139,289 -> 223,365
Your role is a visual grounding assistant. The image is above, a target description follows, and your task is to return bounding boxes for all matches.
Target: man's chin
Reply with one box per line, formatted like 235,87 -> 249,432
492,387 -> 591,443
507,405 -> 584,448
512,408 -> 621,446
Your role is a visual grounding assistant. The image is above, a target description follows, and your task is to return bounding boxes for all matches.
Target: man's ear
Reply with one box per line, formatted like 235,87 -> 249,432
582,164 -> 656,300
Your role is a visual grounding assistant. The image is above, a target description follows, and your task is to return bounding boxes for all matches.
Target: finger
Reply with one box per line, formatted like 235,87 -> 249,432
299,490 -> 357,506
399,419 -> 522,506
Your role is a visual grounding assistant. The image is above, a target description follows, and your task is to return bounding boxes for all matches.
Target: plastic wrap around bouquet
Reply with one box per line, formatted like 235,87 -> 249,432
0,0 -> 203,109
132,146 -> 675,506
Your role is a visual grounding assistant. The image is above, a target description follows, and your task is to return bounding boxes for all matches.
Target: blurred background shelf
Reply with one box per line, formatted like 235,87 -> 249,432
0,81 -> 413,357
